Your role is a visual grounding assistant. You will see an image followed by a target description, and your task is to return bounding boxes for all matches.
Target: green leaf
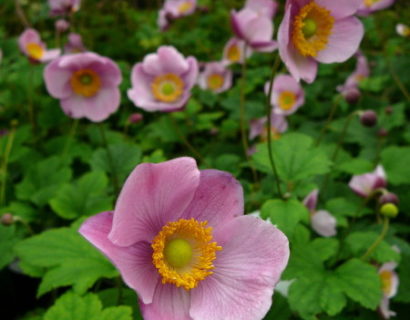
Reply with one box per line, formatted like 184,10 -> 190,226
337,158 -> 374,175
44,292 -> 132,320
310,238 -> 339,262
334,259 -> 382,310
261,199 -> 309,238
0,224 -> 18,269
49,171 -> 112,219
381,146 -> 410,185
253,133 -> 331,182
15,228 -> 118,297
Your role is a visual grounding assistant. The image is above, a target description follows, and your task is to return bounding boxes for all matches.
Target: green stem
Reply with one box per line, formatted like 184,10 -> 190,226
61,119 -> 79,160
265,55 -> 283,198
0,123 -> 16,206
361,217 -> 389,261
388,59 -> 410,102
28,65 -> 36,134
98,124 -> 120,197
315,95 -> 342,146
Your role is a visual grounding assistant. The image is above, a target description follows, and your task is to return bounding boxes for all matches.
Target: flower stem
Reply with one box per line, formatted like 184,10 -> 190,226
27,65 -> 37,135
361,217 -> 389,261
315,95 -> 342,146
265,55 -> 283,198
388,59 -> 410,102
98,124 -> 120,197
0,122 -> 17,206
61,119 -> 79,161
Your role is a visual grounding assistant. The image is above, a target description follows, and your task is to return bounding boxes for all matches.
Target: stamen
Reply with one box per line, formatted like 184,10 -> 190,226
70,69 -> 101,98
26,43 -> 44,60
278,91 -> 296,111
151,73 -> 184,103
207,74 -> 224,90
179,2 -> 193,14
227,44 -> 241,62
380,270 -> 393,296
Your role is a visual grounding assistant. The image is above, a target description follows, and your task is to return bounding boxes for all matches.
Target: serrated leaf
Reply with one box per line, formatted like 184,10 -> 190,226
49,171 -> 112,219
381,146 -> 410,185
0,224 -> 18,269
15,228 -> 118,296
310,238 -> 339,262
100,306 -> 133,320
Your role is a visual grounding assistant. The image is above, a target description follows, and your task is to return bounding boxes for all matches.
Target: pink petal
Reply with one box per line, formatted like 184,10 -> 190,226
244,15 -> 273,44
245,0 -> 278,18
40,49 -> 61,62
81,88 -> 121,122
19,29 -> 41,54
190,216 -> 289,320
182,170 -> 244,227
44,58 -> 73,99
109,157 -> 201,247
316,0 -> 363,19
142,46 -> 190,76
181,57 -> 199,90
315,17 -> 364,64
140,284 -> 191,320
303,189 -> 319,212
79,212 -> 160,304
380,296 -> 396,319
60,94 -> 88,119
311,210 -> 337,237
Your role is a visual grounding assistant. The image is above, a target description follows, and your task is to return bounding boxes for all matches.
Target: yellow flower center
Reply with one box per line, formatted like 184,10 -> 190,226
278,91 -> 297,111
292,2 -> 335,57
179,2 -> 193,14
26,43 -> 44,60
151,218 -> 222,290
261,127 -> 281,141
70,69 -> 101,98
151,73 -> 184,103
227,44 -> 241,62
380,270 -> 393,296
207,73 -> 224,91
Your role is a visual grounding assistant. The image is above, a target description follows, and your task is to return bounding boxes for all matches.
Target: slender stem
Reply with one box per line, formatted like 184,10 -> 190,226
361,217 -> 389,261
61,119 -> 79,161
98,124 -> 120,197
388,60 -> 410,102
0,124 -> 16,206
265,55 -> 283,198
27,65 -> 36,134
315,95 -> 342,146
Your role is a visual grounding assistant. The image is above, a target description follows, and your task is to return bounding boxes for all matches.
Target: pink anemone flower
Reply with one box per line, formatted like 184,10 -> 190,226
64,33 -> 87,53
231,5 -> 278,52
303,189 -> 337,237
249,114 -> 288,141
158,0 -> 197,31
278,0 -> 364,83
48,0 -> 81,16
357,0 -> 396,16
198,62 -> 233,94
128,46 -> 198,112
18,29 -> 60,63
379,262 -> 399,319
337,51 -> 369,94
79,157 -> 290,320
266,74 -> 305,116
348,165 -> 387,198
44,52 -> 122,122
222,38 -> 252,65
245,0 -> 278,18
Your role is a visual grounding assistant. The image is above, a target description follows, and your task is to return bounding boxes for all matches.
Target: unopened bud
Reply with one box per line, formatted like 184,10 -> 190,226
360,110 -> 378,127
1,213 -> 14,226
128,113 -> 143,124
55,19 -> 70,32
342,87 -> 361,104
378,128 -> 388,138
380,203 -> 399,218
379,192 -> 399,205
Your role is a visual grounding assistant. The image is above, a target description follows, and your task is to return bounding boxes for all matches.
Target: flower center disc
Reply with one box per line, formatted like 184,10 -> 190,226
380,270 -> 393,296
70,69 -> 101,97
262,127 -> 281,141
152,218 -> 222,290
227,44 -> 241,62
151,73 -> 184,103
179,2 -> 193,14
292,2 -> 334,57
26,43 -> 44,60
278,91 -> 296,111
207,74 -> 224,91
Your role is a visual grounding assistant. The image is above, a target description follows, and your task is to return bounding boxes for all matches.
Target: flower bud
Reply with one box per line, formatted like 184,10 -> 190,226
128,113 -> 143,124
1,213 -> 14,226
379,192 -> 399,205
380,203 -> 399,218
55,19 -> 70,32
360,110 -> 377,127
342,87 -> 361,104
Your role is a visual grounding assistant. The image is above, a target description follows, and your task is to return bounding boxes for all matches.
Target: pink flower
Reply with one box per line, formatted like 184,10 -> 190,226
158,0 -> 197,30
379,262 -> 399,319
249,114 -> 288,140
357,0 -> 396,16
231,5 -> 278,52
198,62 -> 233,94
337,51 -> 369,94
349,165 -> 387,198
303,189 -> 337,237
278,0 -> 364,83
266,74 -> 305,116
44,52 -> 122,122
48,0 -> 81,16
79,157 -> 289,320
128,46 -> 198,112
222,38 -> 252,65
245,0 -> 278,18
64,33 -> 87,53
18,29 -> 60,63
55,19 -> 70,32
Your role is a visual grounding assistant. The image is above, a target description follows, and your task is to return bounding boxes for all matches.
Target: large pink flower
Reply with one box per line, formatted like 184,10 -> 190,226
128,46 -> 198,112
198,62 -> 233,94
18,29 -> 60,63
278,0 -> 364,83
44,52 -> 122,122
79,157 -> 289,320
48,0 -> 81,16
357,0 -> 396,16
349,165 -> 387,198
266,74 -> 305,116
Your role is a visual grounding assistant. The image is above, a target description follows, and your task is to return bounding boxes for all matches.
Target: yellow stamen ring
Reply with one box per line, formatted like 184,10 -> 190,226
152,218 -> 222,290
70,69 -> 101,98
151,73 -> 184,103
380,270 -> 393,296
227,44 -> 241,62
278,91 -> 297,111
364,0 -> 380,7
26,43 -> 44,60
207,74 -> 224,91
292,2 -> 334,57
179,2 -> 193,14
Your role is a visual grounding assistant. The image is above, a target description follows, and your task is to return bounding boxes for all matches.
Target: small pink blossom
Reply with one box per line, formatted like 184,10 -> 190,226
222,38 -> 252,65
158,0 -> 197,31
198,62 -> 233,94
79,157 -> 289,320
55,19 -> 70,32
349,165 -> 387,198
128,46 -> 198,112
249,114 -> 288,141
18,29 -> 60,63
379,262 -> 399,319
64,33 -> 87,53
48,0 -> 81,16
337,51 -> 369,94
44,52 -> 122,122
357,0 -> 396,16
278,0 -> 364,83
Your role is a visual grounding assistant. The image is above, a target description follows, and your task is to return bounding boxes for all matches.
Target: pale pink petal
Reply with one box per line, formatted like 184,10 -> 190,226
140,284 -> 191,320
190,216 -> 289,320
316,0 -> 363,19
303,189 -> 319,212
311,210 -> 337,237
316,17 -> 364,64
60,94 -> 88,119
245,0 -> 278,18
18,29 -> 41,54
380,296 -> 396,319
79,212 -> 160,304
109,158 -> 201,246
158,46 -> 190,75
81,88 -> 121,122
44,58 -> 73,99
40,49 -> 61,62
249,117 -> 266,140
181,57 -> 199,90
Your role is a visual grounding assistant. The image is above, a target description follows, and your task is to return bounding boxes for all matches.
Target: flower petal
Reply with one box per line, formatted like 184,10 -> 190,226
109,157 -> 201,246
44,57 -> 73,99
190,216 -> 289,320
311,210 -> 337,237
303,189 -> 319,212
81,88 -> 121,122
40,49 -> 61,62
316,0 -> 363,19
79,212 -> 160,304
